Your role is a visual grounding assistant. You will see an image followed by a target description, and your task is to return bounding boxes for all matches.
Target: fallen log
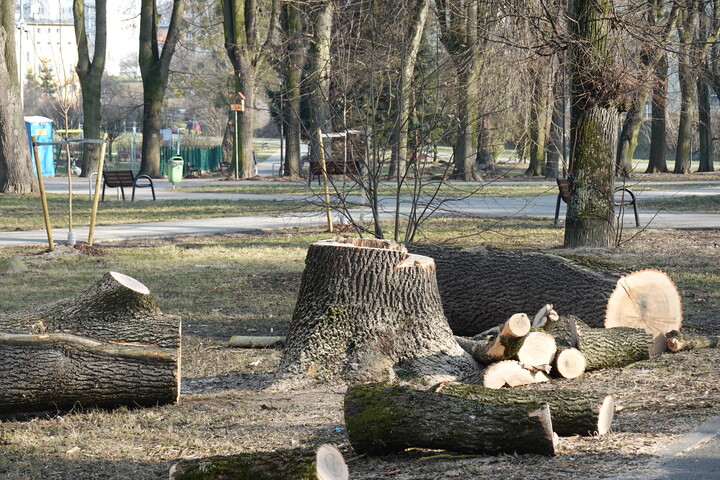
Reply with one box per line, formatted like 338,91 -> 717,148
435,383 -> 615,436
552,347 -> 586,379
274,237 -> 479,387
666,330 -> 720,352
455,313 -> 531,364
545,316 -> 654,370
516,331 -> 557,368
480,360 -> 551,389
0,271 -> 181,414
344,382 -> 556,456
408,244 -> 682,337
169,445 -> 348,480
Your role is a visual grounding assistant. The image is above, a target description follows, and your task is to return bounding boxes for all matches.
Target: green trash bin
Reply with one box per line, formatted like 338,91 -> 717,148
167,156 -> 184,187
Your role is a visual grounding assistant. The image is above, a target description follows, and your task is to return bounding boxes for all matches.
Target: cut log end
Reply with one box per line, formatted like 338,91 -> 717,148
316,445 -> 349,480
506,313 -> 531,338
109,271 -> 150,295
554,348 -> 586,379
597,396 -> 615,435
517,331 -> 557,368
605,269 -> 682,337
483,360 -> 550,389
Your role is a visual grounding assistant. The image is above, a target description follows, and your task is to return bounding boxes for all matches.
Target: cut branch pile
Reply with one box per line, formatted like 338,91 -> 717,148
0,271 -> 181,414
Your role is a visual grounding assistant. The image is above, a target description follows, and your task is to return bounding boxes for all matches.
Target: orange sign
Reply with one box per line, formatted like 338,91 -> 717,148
230,104 -> 244,111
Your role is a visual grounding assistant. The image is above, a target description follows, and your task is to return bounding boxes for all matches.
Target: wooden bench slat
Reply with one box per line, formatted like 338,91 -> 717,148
102,170 -> 156,202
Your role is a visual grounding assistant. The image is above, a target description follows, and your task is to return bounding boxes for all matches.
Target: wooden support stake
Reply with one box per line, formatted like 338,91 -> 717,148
316,128 -> 333,233
88,136 -> 108,246
32,136 -> 54,251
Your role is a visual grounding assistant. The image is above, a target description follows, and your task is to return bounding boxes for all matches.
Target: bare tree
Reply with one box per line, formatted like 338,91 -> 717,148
221,0 -> 279,178
74,0 -> 107,176
138,0 -> 185,177
0,2 -> 36,193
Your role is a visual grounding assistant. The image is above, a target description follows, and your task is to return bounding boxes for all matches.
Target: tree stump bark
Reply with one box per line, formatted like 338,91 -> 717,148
435,383 -> 615,436
275,237 -> 480,386
0,271 -> 180,414
344,382 -> 556,456
169,445 -> 348,480
409,244 -> 682,337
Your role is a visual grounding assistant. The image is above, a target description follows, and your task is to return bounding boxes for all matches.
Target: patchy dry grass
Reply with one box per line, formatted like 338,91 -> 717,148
0,222 -> 719,479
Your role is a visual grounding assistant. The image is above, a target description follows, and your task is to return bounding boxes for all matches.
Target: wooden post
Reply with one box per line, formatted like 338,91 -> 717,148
31,136 -> 54,251
88,137 -> 108,246
64,142 -> 74,243
316,128 -> 333,233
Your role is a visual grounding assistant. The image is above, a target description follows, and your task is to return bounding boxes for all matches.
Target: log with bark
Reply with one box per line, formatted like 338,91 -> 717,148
666,330 -> 720,352
274,237 -> 480,386
344,382 -> 557,456
0,271 -> 181,414
435,382 -> 615,436
545,315 -> 655,370
455,313 -> 531,364
409,244 -> 682,338
169,445 -> 348,480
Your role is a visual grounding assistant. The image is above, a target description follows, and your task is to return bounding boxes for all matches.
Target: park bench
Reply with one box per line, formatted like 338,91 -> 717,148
102,170 -> 156,202
307,159 -> 362,186
554,178 -> 639,227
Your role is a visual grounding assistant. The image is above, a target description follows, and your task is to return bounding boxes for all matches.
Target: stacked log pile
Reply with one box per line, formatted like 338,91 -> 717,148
0,271 -> 181,414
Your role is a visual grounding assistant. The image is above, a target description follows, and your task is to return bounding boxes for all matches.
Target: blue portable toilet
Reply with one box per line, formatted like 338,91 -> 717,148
24,116 -> 54,177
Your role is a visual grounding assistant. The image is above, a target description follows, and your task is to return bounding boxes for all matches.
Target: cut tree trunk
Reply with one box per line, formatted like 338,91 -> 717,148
455,313 -> 531,364
666,330 -> 720,352
0,271 -> 181,414
435,382 -> 615,436
545,315 -> 655,370
409,245 -> 682,338
553,347 -> 586,379
274,237 -> 479,387
344,382 -> 556,456
479,360 -> 551,389
169,445 -> 348,480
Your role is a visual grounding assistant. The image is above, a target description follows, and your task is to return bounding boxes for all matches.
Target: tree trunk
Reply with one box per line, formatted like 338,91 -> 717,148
674,7 -> 698,175
436,382 -> 615,437
344,383 -> 556,456
647,52 -> 669,173
545,315 -> 656,369
138,0 -> 184,178
390,0 -> 430,179
545,63 -> 564,179
565,0 -> 618,248
274,238 -> 480,387
697,77 -> 714,172
307,1 -> 334,169
0,23 -> 36,193
170,445 -> 348,480
409,244 -> 683,338
281,1 -> 306,177
0,272 -> 180,414
616,95 -> 647,177
74,0 -> 106,177
525,63 -> 552,176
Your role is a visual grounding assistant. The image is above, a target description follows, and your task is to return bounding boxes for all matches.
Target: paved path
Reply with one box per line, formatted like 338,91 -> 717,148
6,150 -> 720,248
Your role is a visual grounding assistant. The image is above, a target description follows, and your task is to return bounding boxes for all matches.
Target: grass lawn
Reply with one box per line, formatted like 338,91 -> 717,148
0,217 -> 719,478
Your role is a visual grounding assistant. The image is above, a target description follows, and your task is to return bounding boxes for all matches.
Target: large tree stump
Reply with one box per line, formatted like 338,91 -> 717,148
435,383 -> 615,436
169,445 -> 348,480
0,271 -> 180,414
344,382 -> 556,456
274,238 -> 480,386
409,244 -> 682,337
